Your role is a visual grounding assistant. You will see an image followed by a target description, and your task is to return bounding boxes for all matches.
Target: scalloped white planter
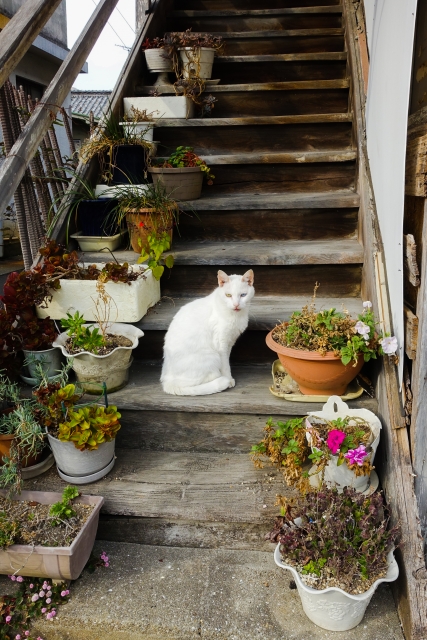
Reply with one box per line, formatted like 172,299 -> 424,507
36,263 -> 160,323
274,544 -> 398,631
53,323 -> 143,393
306,396 -> 382,492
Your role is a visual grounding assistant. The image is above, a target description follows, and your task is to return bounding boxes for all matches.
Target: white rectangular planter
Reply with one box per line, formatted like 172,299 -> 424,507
120,122 -> 154,141
123,96 -> 195,119
0,490 -> 104,580
36,263 -> 160,323
70,231 -> 127,252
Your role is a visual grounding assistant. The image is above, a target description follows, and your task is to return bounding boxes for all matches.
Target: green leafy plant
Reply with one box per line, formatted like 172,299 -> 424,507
57,404 -> 121,451
0,512 -> 19,549
266,487 -> 399,594
49,486 -> 79,525
270,284 -> 398,365
153,146 -> 215,183
137,231 -> 174,280
60,311 -> 105,354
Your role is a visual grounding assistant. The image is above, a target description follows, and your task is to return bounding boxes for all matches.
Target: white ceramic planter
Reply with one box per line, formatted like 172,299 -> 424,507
47,434 -> 115,482
124,96 -> 195,119
0,489 -> 104,579
70,230 -> 127,252
179,47 -> 215,79
36,263 -> 160,323
145,48 -> 173,72
307,396 -> 382,493
22,346 -> 62,379
94,184 -> 149,199
53,322 -> 144,393
120,122 -> 154,142
274,544 -> 398,631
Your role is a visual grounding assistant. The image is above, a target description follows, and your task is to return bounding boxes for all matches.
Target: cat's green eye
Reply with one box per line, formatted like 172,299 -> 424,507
225,294 -> 232,297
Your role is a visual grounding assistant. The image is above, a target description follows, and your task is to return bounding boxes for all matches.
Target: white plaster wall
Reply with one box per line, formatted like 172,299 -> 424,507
365,0 -> 418,382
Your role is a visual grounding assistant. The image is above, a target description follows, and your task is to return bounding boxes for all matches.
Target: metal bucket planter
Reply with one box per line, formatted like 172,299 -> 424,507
53,323 -> 144,393
179,47 -> 215,79
47,434 -> 115,484
274,545 -> 398,631
22,346 -> 62,379
148,166 -> 204,200
145,48 -> 173,72
306,396 -> 382,493
0,489 -> 104,579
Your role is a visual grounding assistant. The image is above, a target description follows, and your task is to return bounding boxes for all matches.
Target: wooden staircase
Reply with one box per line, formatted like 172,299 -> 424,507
29,0 -> 376,547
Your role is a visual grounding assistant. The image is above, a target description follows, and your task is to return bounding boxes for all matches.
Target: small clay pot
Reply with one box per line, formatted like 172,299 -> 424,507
0,434 -> 44,468
126,209 -> 173,253
265,330 -> 364,396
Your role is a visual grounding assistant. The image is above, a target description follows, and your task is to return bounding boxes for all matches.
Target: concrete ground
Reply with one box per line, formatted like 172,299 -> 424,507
1,541 -> 404,640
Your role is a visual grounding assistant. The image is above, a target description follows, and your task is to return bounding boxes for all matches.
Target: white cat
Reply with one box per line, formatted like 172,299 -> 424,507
161,269 -> 255,396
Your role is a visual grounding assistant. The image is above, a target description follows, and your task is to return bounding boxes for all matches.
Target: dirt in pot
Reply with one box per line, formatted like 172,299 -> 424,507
65,334 -> 132,356
0,497 -> 95,547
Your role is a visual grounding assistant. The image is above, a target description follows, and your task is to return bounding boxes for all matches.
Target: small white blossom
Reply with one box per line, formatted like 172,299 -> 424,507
355,321 -> 370,337
363,301 -> 373,308
380,336 -> 398,354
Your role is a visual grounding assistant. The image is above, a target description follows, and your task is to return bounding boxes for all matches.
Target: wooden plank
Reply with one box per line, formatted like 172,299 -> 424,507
404,306 -> 418,360
178,191 -> 359,210
172,7 -> 343,17
191,150 -> 357,164
216,28 -> 344,38
138,295 -> 362,331
405,134 -> 427,196
155,115 -> 351,128
0,0 -> 63,88
217,52 -> 347,62
404,233 -> 421,287
0,0 -> 120,216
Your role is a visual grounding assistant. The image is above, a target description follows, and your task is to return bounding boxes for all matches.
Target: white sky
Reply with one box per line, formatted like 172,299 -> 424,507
66,0 -> 136,90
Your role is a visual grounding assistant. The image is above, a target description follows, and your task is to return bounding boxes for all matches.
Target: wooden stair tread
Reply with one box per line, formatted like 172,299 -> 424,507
172,7 -> 343,17
155,114 -> 351,128
143,81 -> 350,95
139,295 -> 362,331
192,150 -> 356,164
179,191 -> 360,210
217,52 -> 347,62
104,362 -> 377,415
216,28 -> 344,38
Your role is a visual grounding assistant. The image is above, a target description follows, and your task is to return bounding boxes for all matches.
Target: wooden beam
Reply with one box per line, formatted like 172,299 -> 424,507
404,233 -> 421,287
0,0 -> 63,88
0,0 -> 119,216
404,306 -> 419,360
405,133 -> 427,196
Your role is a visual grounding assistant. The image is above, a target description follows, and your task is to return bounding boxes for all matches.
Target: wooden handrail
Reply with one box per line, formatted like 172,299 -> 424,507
0,0 -> 63,89
0,0 -> 120,216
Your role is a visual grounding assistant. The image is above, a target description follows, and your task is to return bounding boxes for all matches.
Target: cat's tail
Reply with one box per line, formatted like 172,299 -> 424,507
162,376 -> 231,396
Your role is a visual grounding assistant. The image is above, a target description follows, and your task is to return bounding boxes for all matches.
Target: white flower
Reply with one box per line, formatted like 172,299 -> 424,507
363,301 -> 373,308
355,321 -> 370,337
380,336 -> 398,354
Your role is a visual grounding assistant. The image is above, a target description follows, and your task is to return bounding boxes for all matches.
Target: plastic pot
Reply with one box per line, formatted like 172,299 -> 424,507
52,323 -> 144,393
120,122 -> 154,142
145,48 -> 173,72
306,396 -> 382,492
0,489 -> 104,579
22,346 -> 62,379
179,47 -> 215,79
126,209 -> 174,253
148,166 -> 204,200
266,331 -> 364,396
47,434 -> 115,481
111,145 -> 147,185
274,544 -> 398,631
76,199 -> 118,236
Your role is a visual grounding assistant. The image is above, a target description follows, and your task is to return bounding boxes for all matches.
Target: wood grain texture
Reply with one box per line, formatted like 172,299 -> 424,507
405,134 -> 427,197
213,60 -> 347,84
217,52 -> 347,62
169,14 -> 343,32
404,306 -> 418,360
172,7 -> 343,17
404,233 -> 421,287
194,151 -> 357,164
213,33 -> 345,56
154,114 -> 351,126
179,191 -> 359,211
177,0 -> 341,9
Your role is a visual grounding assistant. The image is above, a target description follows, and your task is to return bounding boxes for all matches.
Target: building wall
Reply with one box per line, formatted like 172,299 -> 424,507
0,0 -> 67,48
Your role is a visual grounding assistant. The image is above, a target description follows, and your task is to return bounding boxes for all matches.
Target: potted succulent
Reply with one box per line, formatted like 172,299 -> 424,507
251,396 -> 381,493
0,485 -> 104,579
149,146 -> 215,200
266,292 -> 398,396
142,36 -> 173,74
268,488 -> 399,631
176,29 -> 224,80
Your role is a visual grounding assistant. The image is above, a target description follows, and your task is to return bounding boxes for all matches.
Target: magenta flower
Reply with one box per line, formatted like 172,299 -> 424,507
61,590 -> 69,597
29,584 -> 34,589
10,575 -> 16,581
344,445 -> 368,466
41,608 -> 47,613
5,615 -> 11,623
326,430 -> 346,454
15,635 -> 21,640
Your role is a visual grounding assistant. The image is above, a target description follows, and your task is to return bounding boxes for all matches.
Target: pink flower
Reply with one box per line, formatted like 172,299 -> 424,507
46,591 -> 52,597
5,615 -> 11,623
16,576 -> 23,582
326,430 -> 346,454
39,591 -> 45,598
29,584 -> 34,589
25,633 -> 30,637
15,635 -> 21,640
51,610 -> 56,617
105,562 -> 109,567
10,575 -> 16,581
31,594 -> 39,602
61,590 -> 69,597
41,608 -> 47,613
46,598 -> 51,604
345,445 -> 368,466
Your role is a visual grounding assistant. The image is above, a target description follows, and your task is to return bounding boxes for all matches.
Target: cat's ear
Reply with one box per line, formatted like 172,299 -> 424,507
218,270 -> 230,287
241,269 -> 254,286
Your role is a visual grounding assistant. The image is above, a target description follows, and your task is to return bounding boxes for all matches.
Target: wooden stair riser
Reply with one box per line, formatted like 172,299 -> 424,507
155,122 -> 353,153
198,161 -> 356,194
178,207 -> 358,241
167,14 -> 343,32
212,59 -> 347,83
175,0 -> 342,10
157,264 -> 362,297
215,34 -> 345,56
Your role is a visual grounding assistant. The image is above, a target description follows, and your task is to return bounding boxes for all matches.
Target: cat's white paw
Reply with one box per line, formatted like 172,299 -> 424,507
228,378 -> 236,388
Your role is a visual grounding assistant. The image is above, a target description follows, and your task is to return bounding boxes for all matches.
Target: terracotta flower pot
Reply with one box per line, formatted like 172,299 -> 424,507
265,330 -> 364,396
126,209 -> 173,253
0,434 -> 43,468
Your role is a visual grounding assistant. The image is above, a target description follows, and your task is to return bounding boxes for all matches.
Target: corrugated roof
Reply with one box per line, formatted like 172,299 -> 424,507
71,90 -> 111,121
